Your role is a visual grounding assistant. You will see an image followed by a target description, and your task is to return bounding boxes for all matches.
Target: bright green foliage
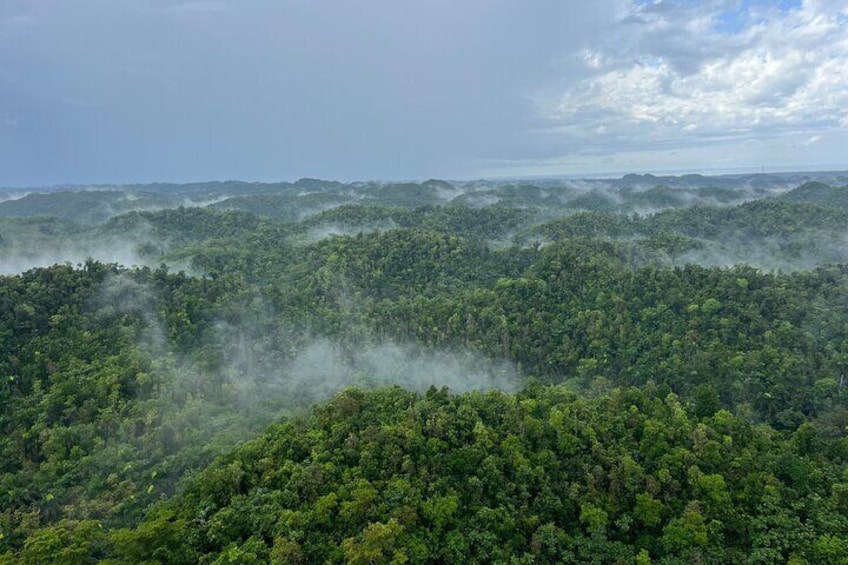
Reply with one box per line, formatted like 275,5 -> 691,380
3,178 -> 848,562
105,385 -> 848,563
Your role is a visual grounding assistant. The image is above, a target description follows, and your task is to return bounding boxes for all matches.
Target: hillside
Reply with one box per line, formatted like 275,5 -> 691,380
1,173 -> 848,563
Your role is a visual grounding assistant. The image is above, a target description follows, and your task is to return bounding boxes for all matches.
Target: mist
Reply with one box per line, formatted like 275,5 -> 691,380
673,232 -> 848,273
0,237 -> 154,276
207,297 -> 521,415
85,272 -> 522,473
302,222 -> 398,243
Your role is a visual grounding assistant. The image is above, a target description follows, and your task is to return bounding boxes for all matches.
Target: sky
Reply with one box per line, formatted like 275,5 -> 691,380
1,0 -> 846,186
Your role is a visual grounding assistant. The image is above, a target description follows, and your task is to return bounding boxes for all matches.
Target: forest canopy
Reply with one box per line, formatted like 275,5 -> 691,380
1,172 -> 848,563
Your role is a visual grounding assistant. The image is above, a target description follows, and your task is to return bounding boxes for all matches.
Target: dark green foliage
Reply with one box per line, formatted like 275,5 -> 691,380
529,198 -> 848,243
0,190 -> 180,223
693,185 -> 749,203
3,175 -> 848,562
649,199 -> 848,239
304,204 -> 534,242
621,185 -> 693,209
0,262 -> 272,557
207,179 -> 454,220
564,190 -> 620,213
301,230 -> 504,299
359,182 -> 443,208
211,192 -> 352,221
107,385 -> 848,564
528,211 -> 641,240
524,196 -> 848,268
105,207 -> 269,244
780,181 -> 848,211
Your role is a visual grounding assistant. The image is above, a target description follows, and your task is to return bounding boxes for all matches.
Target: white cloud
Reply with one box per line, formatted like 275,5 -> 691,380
540,0 -> 848,166
801,134 -> 821,146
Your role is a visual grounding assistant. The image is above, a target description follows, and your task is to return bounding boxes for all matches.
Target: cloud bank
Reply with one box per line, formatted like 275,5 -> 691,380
498,0 -> 848,176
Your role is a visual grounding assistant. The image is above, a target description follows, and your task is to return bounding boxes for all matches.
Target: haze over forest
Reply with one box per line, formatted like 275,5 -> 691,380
3,170 -> 848,562
4,0 -> 848,563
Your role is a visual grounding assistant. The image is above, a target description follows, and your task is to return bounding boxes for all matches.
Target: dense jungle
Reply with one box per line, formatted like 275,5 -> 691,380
2,172 -> 848,563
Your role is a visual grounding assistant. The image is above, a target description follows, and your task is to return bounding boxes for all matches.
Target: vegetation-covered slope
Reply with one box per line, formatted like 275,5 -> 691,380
2,173 -> 848,562
10,385 -> 848,564
106,385 -> 848,564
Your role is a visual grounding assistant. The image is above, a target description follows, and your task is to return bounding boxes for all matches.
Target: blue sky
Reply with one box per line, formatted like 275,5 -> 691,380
1,0 -> 846,186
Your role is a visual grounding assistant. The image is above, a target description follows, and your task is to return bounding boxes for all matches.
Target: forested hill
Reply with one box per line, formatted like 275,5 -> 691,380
66,386 -> 848,563
2,173 -> 848,562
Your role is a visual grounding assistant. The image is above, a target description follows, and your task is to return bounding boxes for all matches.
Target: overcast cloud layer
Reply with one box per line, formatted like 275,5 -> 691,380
1,0 -> 845,186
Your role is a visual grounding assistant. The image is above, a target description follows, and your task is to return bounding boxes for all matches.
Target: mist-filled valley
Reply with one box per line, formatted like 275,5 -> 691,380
3,172 -> 848,563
